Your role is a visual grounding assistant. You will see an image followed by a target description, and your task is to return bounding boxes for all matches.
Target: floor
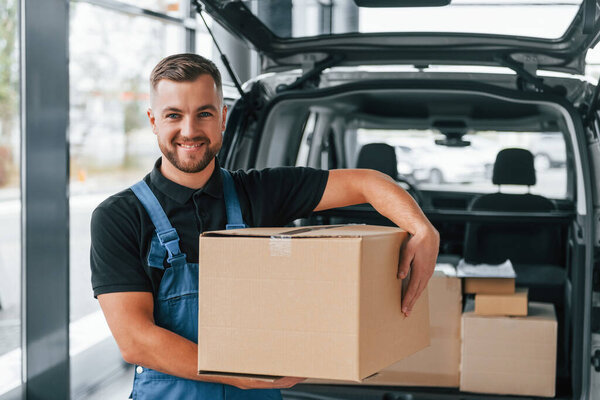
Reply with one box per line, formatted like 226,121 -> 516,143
80,365 -> 134,400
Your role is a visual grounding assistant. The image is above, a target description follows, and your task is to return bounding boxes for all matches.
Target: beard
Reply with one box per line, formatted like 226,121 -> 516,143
158,136 -> 221,173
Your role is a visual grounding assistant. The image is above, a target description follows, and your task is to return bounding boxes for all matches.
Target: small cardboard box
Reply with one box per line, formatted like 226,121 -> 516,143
463,277 -> 515,295
460,302 -> 557,397
198,225 -> 430,381
475,287 -> 528,316
307,264 -> 462,387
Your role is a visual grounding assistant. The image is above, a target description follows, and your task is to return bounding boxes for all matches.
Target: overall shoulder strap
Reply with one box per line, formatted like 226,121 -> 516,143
220,168 -> 248,230
130,181 -> 187,267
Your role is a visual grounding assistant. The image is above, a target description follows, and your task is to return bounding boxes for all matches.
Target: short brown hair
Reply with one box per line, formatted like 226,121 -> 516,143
150,53 -> 222,98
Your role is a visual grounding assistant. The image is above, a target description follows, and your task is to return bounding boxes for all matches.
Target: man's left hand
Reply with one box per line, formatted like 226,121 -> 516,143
397,226 -> 439,317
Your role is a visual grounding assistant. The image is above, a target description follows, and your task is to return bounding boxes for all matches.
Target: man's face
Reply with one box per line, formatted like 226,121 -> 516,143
147,74 -> 227,174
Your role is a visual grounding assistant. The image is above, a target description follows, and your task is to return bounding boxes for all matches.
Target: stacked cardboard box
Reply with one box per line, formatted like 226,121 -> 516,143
197,225 -> 430,381
461,263 -> 527,317
463,277 -> 515,295
475,287 -> 528,317
459,261 -> 557,396
460,302 -> 557,397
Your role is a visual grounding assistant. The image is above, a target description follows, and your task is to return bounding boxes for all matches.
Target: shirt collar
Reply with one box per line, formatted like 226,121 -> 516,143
149,158 -> 223,204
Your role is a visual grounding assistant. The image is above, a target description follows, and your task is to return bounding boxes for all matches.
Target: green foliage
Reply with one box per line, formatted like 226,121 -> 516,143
0,0 -> 18,136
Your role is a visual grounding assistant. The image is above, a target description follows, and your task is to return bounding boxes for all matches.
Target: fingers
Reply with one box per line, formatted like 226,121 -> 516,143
397,236 -> 413,279
403,278 -> 426,317
399,227 -> 438,316
401,274 -> 420,316
272,376 -> 306,389
236,376 -> 305,390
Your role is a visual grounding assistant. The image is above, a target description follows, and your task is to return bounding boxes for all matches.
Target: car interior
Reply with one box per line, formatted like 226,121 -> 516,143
221,76 -> 590,398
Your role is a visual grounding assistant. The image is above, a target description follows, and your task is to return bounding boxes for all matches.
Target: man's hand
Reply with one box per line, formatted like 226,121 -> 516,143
99,291 -> 306,388
231,376 -> 306,390
315,169 -> 440,317
397,226 -> 439,317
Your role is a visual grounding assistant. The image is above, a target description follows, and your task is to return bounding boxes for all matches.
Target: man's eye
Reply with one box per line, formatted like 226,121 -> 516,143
199,112 -> 212,118
166,113 -> 179,119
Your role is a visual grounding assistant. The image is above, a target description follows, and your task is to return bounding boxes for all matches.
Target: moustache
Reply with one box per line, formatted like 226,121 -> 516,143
172,137 -> 210,145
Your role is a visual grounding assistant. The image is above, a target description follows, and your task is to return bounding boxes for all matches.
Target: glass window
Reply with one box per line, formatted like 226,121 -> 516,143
120,0 -> 185,18
354,129 -> 568,199
241,0 -> 581,40
586,42 -> 600,80
69,0 -> 186,389
0,0 -> 21,395
196,15 -> 214,64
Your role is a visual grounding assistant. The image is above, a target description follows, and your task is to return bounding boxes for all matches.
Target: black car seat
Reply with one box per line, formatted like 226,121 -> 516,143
464,148 -> 562,265
463,147 -> 568,377
354,143 -> 455,265
355,142 -> 398,179
321,142 -> 399,228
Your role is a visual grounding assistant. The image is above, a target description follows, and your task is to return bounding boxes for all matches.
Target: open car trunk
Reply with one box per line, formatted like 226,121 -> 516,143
220,71 -> 596,399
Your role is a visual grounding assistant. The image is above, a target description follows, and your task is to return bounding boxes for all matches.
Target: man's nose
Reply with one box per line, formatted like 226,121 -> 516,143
180,116 -> 198,138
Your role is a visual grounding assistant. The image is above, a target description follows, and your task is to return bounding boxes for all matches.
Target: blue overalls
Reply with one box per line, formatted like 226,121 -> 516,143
128,168 -> 282,400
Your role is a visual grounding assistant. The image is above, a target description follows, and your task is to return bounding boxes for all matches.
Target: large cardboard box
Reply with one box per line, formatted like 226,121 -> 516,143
198,225 -> 430,381
460,302 -> 557,397
475,287 -> 528,316
308,264 -> 462,387
463,277 -> 515,295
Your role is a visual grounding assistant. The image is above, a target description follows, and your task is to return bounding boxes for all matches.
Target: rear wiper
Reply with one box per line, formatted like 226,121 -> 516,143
192,0 -> 246,101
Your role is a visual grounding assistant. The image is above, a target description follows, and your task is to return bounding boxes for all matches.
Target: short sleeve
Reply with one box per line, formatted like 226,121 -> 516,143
234,167 -> 329,227
90,198 -> 152,298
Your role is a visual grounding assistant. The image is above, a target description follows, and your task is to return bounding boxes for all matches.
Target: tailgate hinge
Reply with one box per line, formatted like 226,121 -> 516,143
521,55 -> 538,78
497,55 -> 563,95
592,349 -> 600,372
276,54 -> 344,93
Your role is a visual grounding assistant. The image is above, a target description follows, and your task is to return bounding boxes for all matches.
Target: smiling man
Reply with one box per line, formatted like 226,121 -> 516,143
151,73 -> 224,178
91,53 -> 439,400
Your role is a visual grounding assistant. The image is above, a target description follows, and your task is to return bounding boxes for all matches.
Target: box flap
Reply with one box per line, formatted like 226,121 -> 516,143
198,371 -> 279,382
201,224 -> 404,239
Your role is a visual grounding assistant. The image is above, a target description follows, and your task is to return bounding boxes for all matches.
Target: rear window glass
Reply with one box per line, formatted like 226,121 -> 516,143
353,129 -> 567,199
241,0 -> 581,40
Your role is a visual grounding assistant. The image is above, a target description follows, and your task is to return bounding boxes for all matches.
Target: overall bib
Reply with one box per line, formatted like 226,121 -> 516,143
128,168 -> 282,400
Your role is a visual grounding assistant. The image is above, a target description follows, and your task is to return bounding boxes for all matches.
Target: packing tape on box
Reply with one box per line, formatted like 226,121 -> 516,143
268,226 -> 344,257
269,237 -> 292,257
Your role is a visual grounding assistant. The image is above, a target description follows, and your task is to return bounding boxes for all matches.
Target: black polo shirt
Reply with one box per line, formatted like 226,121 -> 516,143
90,158 -> 329,298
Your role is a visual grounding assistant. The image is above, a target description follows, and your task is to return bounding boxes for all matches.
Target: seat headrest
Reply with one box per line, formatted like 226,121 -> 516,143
492,148 -> 536,186
356,143 -> 398,180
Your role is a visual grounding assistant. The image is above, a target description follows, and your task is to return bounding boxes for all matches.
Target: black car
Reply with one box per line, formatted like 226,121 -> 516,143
199,1 -> 600,399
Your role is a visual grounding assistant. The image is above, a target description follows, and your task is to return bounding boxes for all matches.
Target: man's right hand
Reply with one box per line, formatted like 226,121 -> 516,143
231,376 -> 306,390
98,292 -> 306,389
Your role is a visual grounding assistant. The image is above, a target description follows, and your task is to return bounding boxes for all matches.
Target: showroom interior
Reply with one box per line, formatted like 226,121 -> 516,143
0,0 -> 259,398
4,1 -> 600,399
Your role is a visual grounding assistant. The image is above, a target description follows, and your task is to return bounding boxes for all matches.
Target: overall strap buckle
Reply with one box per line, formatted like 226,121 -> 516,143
166,253 -> 187,267
157,228 -> 187,267
130,181 -> 189,268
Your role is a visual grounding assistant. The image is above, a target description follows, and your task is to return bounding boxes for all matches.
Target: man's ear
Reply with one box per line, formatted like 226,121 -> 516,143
221,105 -> 228,132
147,108 -> 157,134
